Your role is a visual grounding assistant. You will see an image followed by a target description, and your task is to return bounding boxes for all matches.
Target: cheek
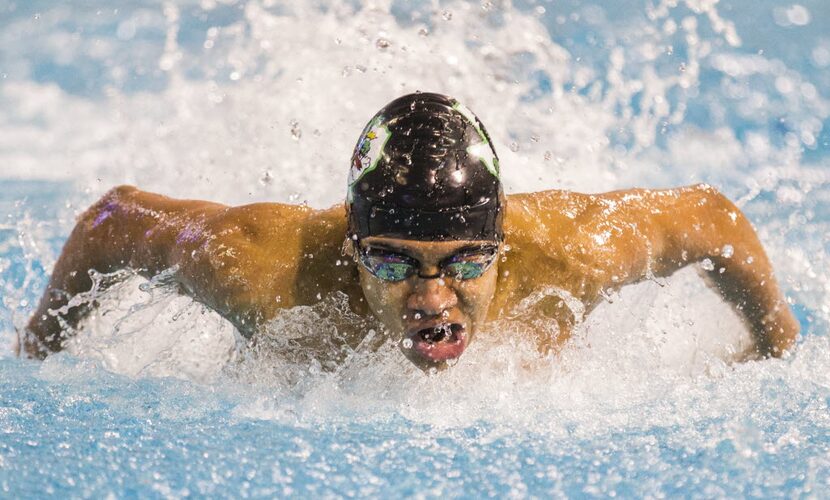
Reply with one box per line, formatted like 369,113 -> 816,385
359,271 -> 408,321
455,272 -> 498,316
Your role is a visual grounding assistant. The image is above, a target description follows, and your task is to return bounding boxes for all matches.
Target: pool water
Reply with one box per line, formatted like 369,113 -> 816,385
1,0 -> 829,497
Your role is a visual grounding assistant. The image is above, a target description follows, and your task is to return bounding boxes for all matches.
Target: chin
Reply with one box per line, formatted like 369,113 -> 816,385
401,350 -> 450,372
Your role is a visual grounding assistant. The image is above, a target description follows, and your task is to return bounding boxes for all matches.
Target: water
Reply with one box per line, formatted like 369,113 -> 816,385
2,0 -> 829,496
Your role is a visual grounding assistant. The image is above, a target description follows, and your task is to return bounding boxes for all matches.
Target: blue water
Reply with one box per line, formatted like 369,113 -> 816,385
2,0 -> 830,497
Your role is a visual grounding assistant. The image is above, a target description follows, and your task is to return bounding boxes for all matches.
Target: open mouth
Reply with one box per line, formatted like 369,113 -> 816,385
406,323 -> 467,362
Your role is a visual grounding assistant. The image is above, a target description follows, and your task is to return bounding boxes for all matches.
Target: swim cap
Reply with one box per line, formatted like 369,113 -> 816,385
347,92 -> 503,242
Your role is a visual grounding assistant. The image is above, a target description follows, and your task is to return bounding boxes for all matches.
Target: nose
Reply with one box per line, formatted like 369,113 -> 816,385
406,277 -> 458,317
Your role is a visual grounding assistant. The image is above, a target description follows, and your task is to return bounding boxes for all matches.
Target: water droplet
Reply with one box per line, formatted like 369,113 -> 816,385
509,142 -> 519,152
402,338 -> 413,349
375,38 -> 390,50
414,313 -> 422,320
442,10 -> 453,21
418,27 -> 429,36
721,244 -> 734,258
260,170 -> 273,185
700,258 -> 715,271
290,120 -> 302,141
531,134 -> 540,143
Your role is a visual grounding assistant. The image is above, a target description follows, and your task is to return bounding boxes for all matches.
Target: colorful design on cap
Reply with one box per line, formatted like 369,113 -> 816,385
348,115 -> 391,200
452,101 -> 499,178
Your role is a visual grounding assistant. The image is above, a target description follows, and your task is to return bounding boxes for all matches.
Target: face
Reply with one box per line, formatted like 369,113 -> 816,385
354,236 -> 500,371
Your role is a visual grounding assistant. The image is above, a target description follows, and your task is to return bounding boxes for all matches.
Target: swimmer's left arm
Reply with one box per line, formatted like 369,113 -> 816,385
600,184 -> 798,357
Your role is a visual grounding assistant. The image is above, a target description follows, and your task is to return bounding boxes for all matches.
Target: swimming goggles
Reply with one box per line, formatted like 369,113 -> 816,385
356,244 -> 499,282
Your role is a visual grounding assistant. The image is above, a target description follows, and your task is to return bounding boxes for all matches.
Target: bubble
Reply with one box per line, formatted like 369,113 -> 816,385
402,338 -> 413,349
700,258 -> 715,271
721,244 -> 734,258
375,38 -> 390,50
786,4 -> 811,26
442,10 -> 452,21
812,46 -> 830,68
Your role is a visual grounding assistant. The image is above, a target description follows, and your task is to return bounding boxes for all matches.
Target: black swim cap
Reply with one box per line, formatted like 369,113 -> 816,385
347,92 -> 503,242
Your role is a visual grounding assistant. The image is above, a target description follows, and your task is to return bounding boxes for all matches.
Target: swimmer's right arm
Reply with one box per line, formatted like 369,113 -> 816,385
20,185 -> 230,358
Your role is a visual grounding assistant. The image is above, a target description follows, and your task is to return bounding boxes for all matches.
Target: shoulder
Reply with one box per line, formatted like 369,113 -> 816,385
201,202 -> 347,253
187,202 -> 351,307
505,184 -> 723,228
499,185 -> 718,295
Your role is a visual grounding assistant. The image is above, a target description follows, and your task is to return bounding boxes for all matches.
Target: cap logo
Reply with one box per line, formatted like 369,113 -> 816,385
452,102 -> 500,178
348,115 -> 391,200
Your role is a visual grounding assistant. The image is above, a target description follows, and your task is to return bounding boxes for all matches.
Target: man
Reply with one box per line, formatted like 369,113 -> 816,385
20,93 -> 798,370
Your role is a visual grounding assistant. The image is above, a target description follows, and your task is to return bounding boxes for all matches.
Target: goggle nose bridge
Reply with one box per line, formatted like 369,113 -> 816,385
417,270 -> 443,280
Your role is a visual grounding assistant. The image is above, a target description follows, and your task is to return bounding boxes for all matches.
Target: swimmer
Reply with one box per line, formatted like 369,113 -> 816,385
20,92 -> 799,370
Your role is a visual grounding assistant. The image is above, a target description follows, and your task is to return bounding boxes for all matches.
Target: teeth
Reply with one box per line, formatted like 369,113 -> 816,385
422,324 -> 453,343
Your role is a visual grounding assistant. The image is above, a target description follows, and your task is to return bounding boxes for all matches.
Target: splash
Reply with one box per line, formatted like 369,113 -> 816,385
0,0 -> 828,475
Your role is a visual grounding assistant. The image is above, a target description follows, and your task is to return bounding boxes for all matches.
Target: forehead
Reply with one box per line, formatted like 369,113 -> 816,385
361,236 -> 498,260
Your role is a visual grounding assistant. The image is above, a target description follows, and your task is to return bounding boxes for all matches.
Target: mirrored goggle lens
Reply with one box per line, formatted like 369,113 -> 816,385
443,248 -> 498,280
360,253 -> 417,282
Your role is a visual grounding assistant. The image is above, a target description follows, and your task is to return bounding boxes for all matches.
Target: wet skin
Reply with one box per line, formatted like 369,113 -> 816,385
21,184 -> 799,366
